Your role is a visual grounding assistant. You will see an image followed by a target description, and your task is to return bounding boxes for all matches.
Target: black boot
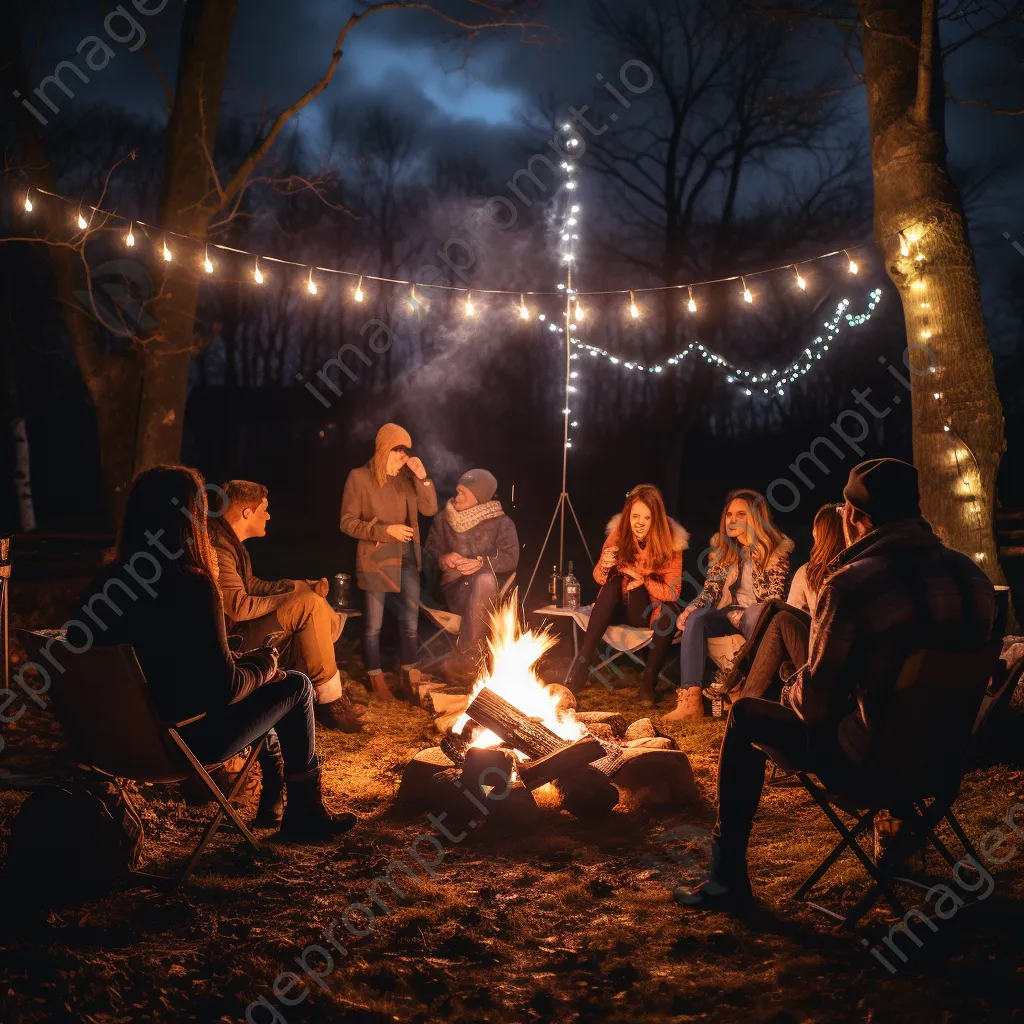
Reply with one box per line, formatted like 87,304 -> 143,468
638,672 -> 659,707
563,653 -> 590,695
279,770 -> 357,844
252,734 -> 285,830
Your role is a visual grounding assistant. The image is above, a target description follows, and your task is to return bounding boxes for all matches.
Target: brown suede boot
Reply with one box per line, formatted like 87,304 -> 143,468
661,687 -> 704,722
367,672 -> 396,703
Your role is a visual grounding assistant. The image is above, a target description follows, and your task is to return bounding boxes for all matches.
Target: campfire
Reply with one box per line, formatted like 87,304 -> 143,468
399,600 -> 697,826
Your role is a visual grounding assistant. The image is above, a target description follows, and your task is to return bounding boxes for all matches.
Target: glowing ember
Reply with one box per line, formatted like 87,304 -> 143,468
453,598 -> 585,749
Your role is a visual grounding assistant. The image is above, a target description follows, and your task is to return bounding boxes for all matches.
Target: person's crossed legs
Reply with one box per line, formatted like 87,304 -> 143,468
444,569 -> 499,649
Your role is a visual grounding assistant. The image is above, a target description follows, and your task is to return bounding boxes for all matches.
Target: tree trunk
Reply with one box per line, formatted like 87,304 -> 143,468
859,0 -> 1006,581
5,19 -> 142,526
137,0 -> 240,470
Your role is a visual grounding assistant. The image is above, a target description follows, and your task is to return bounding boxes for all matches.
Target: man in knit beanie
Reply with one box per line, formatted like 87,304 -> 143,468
678,457 -> 996,913
424,468 -> 519,661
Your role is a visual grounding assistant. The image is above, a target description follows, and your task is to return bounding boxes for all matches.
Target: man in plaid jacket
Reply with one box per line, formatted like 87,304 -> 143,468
677,458 -> 996,910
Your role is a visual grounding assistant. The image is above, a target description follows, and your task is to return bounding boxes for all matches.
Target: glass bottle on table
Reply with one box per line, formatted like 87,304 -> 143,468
562,562 -> 580,610
547,565 -> 560,606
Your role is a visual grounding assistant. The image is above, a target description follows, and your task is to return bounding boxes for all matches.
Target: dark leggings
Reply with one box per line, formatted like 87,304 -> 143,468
569,574 -> 675,687
738,605 -> 812,701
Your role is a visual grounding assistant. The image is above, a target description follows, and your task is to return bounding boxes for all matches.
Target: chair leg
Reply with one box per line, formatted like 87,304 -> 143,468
168,731 -> 266,886
939,805 -> 984,865
794,810 -> 875,900
800,784 -> 906,926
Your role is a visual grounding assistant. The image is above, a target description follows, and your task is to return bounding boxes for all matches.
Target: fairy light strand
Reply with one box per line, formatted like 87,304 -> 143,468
18,184 -> 872,301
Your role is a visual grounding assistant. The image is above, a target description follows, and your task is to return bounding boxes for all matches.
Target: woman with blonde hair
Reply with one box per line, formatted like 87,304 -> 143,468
665,489 -> 793,720
564,484 -> 689,704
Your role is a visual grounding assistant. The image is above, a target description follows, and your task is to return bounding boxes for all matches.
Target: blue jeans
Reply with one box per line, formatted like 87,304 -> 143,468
679,603 -> 763,690
443,570 -> 499,648
363,561 -> 420,673
178,670 -> 317,779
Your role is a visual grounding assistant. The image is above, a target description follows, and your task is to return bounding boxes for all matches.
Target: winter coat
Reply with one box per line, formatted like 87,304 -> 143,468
594,513 -> 690,624
209,516 -> 298,628
787,517 -> 995,766
81,563 -> 277,724
340,424 -> 438,593
424,499 -> 520,589
692,536 -> 794,611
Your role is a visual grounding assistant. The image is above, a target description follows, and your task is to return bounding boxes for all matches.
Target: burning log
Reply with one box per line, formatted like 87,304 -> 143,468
574,712 -> 628,738
465,687 -> 565,759
518,736 -> 606,790
439,720 -> 483,765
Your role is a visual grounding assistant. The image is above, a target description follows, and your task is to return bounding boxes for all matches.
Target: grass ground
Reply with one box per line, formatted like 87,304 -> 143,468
1,579 -> 1022,1023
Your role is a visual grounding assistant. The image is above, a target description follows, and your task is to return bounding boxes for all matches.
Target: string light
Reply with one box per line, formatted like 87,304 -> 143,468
629,291 -> 640,319
575,301 -> 584,322
845,250 -> 859,274
899,231 -> 911,257
125,222 -> 135,247
77,208 -> 88,231
567,289 -> 881,398
794,265 -> 806,290
23,192 -> 33,212
307,269 -> 318,295
519,294 -> 529,320
354,277 -> 364,302
687,286 -> 697,313
203,247 -> 213,274
254,258 -> 264,285
741,277 -> 753,303
465,291 -> 475,316
162,238 -> 172,262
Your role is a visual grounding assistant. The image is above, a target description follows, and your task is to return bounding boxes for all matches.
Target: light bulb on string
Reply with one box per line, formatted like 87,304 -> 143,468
465,291 -> 475,317
253,258 -> 264,285
629,291 -> 640,319
409,284 -> 419,311
307,269 -> 318,295
575,301 -> 584,322
203,247 -> 214,274
354,277 -> 364,302
77,208 -> 88,231
845,250 -> 859,274
794,265 -> 806,290
162,238 -> 172,262
741,277 -> 753,303
125,222 -> 135,247
687,286 -> 697,313
23,191 -> 33,212
899,231 -> 910,257
519,294 -> 530,320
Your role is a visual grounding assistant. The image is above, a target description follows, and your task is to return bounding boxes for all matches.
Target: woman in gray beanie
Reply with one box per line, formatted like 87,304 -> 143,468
423,468 -> 519,655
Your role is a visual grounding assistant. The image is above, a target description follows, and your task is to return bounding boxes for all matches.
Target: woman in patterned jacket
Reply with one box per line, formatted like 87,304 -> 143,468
663,489 -> 793,721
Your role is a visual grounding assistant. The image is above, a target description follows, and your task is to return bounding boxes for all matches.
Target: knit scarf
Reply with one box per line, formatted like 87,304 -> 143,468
445,499 -> 504,533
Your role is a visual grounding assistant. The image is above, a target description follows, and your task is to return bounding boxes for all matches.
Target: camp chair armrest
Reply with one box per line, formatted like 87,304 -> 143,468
753,743 -> 800,773
168,713 -> 207,729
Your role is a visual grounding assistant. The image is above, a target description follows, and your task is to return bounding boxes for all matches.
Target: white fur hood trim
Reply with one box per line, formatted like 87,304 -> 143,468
604,513 -> 690,553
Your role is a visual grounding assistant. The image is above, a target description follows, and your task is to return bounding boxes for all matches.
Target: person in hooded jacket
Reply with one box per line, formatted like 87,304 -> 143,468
340,423 -> 437,703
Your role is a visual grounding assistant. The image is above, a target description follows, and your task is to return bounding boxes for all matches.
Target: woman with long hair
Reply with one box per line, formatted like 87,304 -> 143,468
736,502 -> 845,701
787,502 -> 845,616
79,465 -> 356,843
666,489 -> 793,721
564,484 -> 689,704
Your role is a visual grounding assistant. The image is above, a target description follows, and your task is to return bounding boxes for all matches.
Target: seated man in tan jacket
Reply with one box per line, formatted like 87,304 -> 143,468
210,480 -> 363,734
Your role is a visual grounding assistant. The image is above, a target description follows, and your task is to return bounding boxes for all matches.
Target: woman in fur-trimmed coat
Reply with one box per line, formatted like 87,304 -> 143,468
564,484 -> 689,705
666,488 -> 793,721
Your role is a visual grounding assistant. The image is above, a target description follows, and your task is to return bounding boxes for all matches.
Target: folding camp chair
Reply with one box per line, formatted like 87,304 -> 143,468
417,572 -> 517,669
756,639 -> 1002,928
588,619 -> 681,690
18,629 -> 269,889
